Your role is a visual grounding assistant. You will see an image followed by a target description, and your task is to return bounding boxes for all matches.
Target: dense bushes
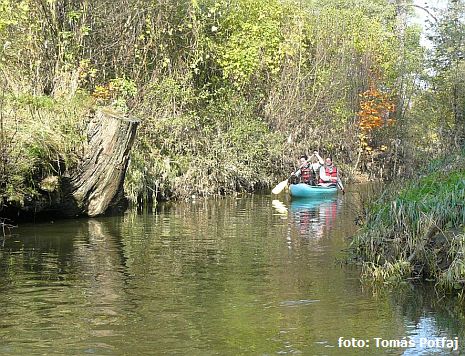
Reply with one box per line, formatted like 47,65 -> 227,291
1,0 -> 459,209
125,93 -> 286,202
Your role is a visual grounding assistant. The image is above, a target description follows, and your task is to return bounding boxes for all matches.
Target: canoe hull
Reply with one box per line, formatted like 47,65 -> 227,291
289,184 -> 337,198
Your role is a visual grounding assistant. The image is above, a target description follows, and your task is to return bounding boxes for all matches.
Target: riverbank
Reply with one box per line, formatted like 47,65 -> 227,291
349,150 -> 465,292
2,88 -> 368,222
3,0 -> 428,220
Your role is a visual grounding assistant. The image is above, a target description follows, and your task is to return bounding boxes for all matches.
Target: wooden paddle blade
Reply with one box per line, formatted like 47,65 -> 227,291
272,180 -> 288,195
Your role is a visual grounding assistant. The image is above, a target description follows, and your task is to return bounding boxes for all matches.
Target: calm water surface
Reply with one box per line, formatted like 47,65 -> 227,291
0,187 -> 464,355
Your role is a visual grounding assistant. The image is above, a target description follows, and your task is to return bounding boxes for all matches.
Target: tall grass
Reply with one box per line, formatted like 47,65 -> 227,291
124,91 -> 287,204
0,91 -> 92,206
350,152 -> 465,291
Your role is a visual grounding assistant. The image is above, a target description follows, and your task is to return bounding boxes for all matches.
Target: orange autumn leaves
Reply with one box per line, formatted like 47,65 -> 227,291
358,85 -> 395,133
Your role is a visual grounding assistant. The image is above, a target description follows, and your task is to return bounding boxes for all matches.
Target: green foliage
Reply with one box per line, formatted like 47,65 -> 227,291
350,152 -> 465,290
2,0 -> 454,216
404,0 -> 465,152
429,0 -> 465,71
109,77 -> 137,112
125,92 -> 285,202
212,0 -> 285,87
0,91 -> 92,206
0,0 -> 29,33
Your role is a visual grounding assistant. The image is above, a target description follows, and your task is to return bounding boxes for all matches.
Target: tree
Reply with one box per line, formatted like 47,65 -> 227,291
428,0 -> 465,144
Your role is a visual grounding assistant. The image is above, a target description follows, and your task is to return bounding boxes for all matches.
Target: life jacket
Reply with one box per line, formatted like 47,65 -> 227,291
300,164 -> 315,184
319,165 -> 338,183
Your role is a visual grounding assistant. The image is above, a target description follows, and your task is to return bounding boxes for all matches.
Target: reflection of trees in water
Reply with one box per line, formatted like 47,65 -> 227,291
118,197 -> 301,353
120,195 -> 291,279
0,219 -> 130,351
3,195 -> 465,354
0,222 -> 82,285
72,219 -> 128,329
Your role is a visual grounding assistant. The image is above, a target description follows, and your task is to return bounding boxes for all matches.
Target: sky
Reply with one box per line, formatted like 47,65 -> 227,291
411,0 -> 447,47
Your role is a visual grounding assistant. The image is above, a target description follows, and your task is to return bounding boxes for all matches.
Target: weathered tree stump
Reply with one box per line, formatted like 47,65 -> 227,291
67,108 -> 139,217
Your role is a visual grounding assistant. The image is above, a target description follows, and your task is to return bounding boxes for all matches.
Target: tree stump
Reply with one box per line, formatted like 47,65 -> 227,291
68,108 -> 139,217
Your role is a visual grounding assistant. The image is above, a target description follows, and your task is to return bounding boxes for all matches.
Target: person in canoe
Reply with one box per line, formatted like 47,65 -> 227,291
290,151 -> 324,186
318,156 -> 345,193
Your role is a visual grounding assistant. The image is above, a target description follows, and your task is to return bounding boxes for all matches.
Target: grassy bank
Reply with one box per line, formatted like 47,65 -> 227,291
0,92 -> 92,209
124,93 -> 288,204
350,151 -> 465,292
0,93 -> 286,211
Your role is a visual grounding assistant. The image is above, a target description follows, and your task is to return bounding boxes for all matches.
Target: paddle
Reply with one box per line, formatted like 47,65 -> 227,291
272,178 -> 290,195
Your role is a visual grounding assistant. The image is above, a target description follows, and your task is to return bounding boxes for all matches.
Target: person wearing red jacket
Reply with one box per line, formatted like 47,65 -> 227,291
292,152 -> 324,186
318,156 -> 345,193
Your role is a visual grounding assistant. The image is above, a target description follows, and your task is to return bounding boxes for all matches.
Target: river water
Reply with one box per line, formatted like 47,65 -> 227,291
0,186 -> 463,355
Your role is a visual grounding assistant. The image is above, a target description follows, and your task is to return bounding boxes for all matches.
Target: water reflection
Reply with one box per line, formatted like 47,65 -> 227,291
0,219 -> 131,354
272,197 -> 342,239
364,285 -> 464,354
0,192 -> 465,354
290,197 -> 341,238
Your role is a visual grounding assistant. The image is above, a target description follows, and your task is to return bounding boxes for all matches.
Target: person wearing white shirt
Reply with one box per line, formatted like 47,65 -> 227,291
318,156 -> 345,193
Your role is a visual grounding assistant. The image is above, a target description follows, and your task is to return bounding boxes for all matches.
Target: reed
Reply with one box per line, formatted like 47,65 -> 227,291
350,153 -> 465,291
